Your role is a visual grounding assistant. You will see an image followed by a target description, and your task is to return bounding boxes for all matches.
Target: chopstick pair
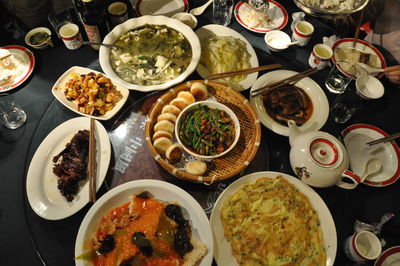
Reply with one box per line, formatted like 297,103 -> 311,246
366,133 -> 400,146
250,67 -> 318,97
88,118 -> 97,203
206,64 -> 282,80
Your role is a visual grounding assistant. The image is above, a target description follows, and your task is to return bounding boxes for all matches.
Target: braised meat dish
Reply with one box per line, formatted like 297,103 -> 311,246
262,84 -> 313,126
52,130 -> 89,202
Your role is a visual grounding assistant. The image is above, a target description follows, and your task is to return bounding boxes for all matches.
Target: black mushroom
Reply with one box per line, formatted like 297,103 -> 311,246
97,234 -> 115,254
131,232 -> 153,257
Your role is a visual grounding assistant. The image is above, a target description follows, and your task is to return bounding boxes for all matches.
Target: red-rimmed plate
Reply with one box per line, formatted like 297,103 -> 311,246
0,45 -> 35,92
135,0 -> 189,17
332,38 -> 386,79
342,124 -> 400,187
234,0 -> 288,33
375,246 -> 400,266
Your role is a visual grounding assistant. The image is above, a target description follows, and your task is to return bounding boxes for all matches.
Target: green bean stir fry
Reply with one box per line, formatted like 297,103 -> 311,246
179,104 -> 236,156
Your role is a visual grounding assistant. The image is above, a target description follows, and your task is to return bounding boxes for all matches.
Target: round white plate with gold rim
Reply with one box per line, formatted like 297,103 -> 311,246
75,179 -> 213,266
26,117 -> 111,220
250,70 -> 329,136
210,171 -> 337,266
195,24 -> 259,91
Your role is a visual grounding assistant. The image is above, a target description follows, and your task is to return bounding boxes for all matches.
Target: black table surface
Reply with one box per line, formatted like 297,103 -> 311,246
1,1 -> 400,265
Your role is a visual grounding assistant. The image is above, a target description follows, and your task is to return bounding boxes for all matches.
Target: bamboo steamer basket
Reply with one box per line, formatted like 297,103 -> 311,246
145,80 -> 261,184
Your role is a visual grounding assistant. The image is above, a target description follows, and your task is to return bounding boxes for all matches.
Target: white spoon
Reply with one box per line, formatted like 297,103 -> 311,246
190,0 -> 213,16
360,158 -> 382,183
356,62 -> 384,74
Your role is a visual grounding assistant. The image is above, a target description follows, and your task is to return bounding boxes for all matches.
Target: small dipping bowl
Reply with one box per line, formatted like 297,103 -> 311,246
171,12 -> 198,29
175,101 -> 240,159
356,75 -> 384,100
264,30 -> 291,52
25,27 -> 53,49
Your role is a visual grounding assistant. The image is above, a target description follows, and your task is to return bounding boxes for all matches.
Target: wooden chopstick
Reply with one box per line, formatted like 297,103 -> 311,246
89,118 -> 96,203
352,9 -> 364,48
206,64 -> 282,80
367,133 -> 400,146
250,68 -> 318,97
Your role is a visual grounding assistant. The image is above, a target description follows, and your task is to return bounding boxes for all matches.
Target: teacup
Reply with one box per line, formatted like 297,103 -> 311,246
292,21 -> 314,46
344,231 -> 382,262
308,44 -> 333,70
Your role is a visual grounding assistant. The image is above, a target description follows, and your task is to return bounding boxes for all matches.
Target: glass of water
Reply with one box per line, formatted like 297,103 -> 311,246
330,89 -> 362,123
213,0 -> 234,26
0,94 -> 27,129
325,61 -> 354,94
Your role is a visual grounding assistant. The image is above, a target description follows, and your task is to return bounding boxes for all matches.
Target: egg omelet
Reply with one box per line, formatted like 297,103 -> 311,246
220,176 -> 326,266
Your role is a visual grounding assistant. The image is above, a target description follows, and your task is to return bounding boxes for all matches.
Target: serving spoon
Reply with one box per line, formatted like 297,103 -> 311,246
190,0 -> 213,16
356,62 -> 384,74
360,158 -> 382,183
72,40 -> 124,49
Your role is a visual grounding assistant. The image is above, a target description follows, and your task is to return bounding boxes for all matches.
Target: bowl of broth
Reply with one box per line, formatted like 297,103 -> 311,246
25,27 -> 52,49
100,16 -> 201,92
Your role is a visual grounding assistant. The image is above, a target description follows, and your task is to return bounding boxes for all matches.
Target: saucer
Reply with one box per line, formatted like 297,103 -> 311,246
342,124 -> 400,187
375,246 -> 400,266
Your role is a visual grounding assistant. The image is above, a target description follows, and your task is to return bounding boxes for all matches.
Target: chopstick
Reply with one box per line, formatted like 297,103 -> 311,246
366,133 -> 400,146
352,9 -> 365,48
88,118 -> 97,203
206,64 -> 282,80
250,67 -> 318,97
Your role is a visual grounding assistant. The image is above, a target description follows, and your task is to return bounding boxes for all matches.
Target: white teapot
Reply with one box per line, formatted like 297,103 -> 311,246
288,120 -> 361,189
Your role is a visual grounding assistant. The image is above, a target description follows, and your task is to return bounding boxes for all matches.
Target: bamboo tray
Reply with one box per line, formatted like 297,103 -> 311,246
145,80 -> 261,184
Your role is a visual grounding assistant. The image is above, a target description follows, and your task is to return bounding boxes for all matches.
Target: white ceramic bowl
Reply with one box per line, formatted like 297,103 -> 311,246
171,12 -> 198,29
100,16 -> 201,92
175,101 -> 241,159
24,27 -> 52,49
356,75 -> 384,99
264,30 -> 291,52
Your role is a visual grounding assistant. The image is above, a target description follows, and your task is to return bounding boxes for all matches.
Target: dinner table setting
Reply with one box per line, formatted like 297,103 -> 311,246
1,0 -> 400,265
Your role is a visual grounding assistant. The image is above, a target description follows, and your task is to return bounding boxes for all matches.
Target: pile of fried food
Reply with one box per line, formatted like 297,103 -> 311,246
152,82 -> 209,176
221,176 -> 326,265
59,72 -> 122,116
87,191 -> 207,266
53,130 -> 89,202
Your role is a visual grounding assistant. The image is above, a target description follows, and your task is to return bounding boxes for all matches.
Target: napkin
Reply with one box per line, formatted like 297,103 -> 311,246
290,12 -> 305,31
323,35 -> 338,48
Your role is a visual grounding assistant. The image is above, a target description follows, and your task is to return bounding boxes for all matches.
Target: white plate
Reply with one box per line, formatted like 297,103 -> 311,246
234,0 -> 288,33
250,70 -> 329,136
195,24 -> 259,91
210,171 -> 337,266
51,66 -> 129,120
135,0 -> 189,17
332,38 -> 386,79
75,179 -> 213,266
100,16 -> 201,92
0,45 -> 35,92
375,246 -> 400,266
26,117 -> 111,220
342,124 -> 400,187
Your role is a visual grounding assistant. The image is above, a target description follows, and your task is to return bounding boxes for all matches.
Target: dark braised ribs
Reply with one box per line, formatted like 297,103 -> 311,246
52,130 -> 89,202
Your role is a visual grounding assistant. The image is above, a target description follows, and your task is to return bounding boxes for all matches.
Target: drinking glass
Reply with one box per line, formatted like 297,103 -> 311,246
330,89 -> 362,124
0,94 -> 27,129
325,62 -> 354,94
48,8 -> 75,38
213,0 -> 234,26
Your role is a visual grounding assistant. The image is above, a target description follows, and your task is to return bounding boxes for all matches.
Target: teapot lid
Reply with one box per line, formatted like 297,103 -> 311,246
309,137 -> 343,167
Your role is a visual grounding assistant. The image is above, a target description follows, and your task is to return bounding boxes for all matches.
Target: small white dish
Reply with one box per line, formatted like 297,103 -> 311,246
264,30 -> 291,52
171,12 -> 197,29
375,246 -> 400,266
75,179 -> 214,266
356,75 -> 384,99
51,66 -> 129,120
24,27 -> 52,49
342,124 -> 400,187
175,101 -> 241,159
26,117 -> 111,220
135,0 -> 189,17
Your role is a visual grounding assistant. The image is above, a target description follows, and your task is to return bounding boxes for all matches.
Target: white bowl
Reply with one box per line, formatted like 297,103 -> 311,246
175,101 -> 241,159
171,12 -> 197,29
356,75 -> 384,99
100,16 -> 201,92
264,30 -> 291,52
25,27 -> 52,49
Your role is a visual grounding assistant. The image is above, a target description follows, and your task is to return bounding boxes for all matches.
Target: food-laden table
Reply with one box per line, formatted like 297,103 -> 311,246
2,1 -> 400,265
